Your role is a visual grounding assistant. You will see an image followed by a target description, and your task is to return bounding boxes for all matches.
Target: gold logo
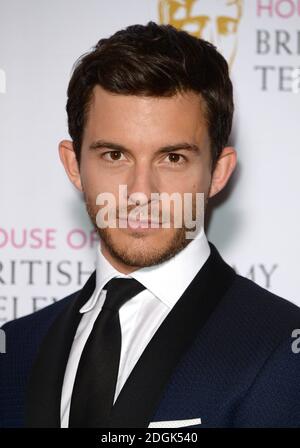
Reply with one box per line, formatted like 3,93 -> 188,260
158,0 -> 243,67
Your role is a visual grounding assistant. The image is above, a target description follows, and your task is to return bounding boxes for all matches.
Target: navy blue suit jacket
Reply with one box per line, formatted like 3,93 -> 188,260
1,242 -> 300,428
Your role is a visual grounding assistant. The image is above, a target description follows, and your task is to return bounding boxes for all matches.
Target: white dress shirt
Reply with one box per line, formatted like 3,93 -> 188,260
60,228 -> 210,427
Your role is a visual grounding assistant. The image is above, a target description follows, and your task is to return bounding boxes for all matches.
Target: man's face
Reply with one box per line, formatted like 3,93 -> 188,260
77,86 -> 213,270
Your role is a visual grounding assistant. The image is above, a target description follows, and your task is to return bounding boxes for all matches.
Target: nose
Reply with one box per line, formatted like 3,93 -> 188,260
126,161 -> 158,208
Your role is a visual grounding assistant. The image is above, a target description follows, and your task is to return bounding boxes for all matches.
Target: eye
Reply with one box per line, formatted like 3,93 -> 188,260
217,17 -> 238,36
165,153 -> 186,164
102,150 -> 126,162
181,16 -> 210,35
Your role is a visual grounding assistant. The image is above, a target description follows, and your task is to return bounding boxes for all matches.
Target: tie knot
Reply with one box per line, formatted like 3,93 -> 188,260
102,278 -> 145,312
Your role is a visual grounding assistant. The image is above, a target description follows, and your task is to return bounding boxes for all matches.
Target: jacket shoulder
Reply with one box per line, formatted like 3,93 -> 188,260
1,289 -> 82,372
231,273 -> 300,324
1,289 -> 80,336
0,289 -> 82,428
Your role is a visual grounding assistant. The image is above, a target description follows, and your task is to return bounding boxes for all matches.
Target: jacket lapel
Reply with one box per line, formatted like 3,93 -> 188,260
25,271 -> 96,427
107,243 -> 236,427
25,242 -> 236,428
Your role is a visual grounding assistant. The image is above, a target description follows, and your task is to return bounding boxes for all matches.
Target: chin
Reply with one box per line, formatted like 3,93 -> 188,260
99,227 -> 190,268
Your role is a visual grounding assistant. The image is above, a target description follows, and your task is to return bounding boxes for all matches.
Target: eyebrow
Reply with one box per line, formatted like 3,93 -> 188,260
88,139 -> 201,155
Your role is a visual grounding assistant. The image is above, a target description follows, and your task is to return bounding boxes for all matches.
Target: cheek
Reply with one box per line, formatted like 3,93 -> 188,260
79,156 -> 108,190
80,162 -> 105,196
181,165 -> 212,194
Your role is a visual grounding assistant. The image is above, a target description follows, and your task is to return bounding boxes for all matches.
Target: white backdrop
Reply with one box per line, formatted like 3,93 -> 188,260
0,0 -> 299,324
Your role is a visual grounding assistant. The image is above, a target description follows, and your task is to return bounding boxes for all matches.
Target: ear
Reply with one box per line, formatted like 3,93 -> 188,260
208,146 -> 237,198
58,140 -> 83,192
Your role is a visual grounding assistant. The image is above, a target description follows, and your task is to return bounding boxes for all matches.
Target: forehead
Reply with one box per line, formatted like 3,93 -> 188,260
84,85 -> 209,145
87,85 -> 207,124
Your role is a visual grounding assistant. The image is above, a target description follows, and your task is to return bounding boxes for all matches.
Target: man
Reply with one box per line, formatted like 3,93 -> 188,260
1,21 -> 300,429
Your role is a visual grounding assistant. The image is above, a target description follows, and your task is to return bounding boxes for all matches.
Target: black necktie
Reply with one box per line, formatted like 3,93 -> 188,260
68,277 -> 145,428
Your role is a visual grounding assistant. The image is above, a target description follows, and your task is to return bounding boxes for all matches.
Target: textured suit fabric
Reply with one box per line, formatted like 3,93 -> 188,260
0,293 -> 74,427
149,276 -> 300,427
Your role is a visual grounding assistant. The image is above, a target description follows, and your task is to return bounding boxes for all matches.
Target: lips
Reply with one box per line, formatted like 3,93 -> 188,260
118,217 -> 161,226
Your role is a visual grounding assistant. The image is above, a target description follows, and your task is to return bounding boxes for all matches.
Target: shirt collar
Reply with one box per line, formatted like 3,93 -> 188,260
80,228 -> 210,313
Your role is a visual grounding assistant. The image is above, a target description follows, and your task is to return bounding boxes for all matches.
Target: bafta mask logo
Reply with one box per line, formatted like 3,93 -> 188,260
158,0 -> 243,67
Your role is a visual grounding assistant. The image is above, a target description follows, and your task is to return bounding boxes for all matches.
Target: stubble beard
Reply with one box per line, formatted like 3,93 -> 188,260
84,192 -> 203,268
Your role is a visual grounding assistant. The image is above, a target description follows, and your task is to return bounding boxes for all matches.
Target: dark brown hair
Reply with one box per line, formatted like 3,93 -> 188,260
66,21 -> 234,171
